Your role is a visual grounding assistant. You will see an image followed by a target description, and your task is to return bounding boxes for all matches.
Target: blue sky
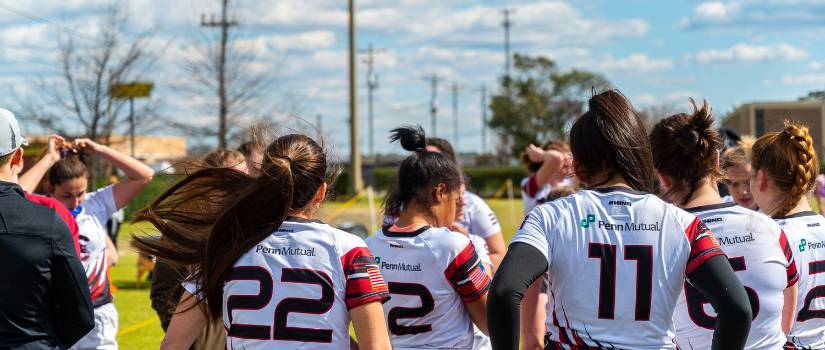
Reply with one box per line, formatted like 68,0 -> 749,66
1,0 -> 825,156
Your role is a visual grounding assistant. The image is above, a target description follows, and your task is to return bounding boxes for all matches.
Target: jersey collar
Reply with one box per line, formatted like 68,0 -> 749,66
284,216 -> 324,224
773,210 -> 819,220
591,186 -> 646,195
382,224 -> 431,238
684,202 -> 737,213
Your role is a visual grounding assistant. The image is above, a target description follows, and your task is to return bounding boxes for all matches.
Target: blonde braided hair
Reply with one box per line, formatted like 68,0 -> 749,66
751,121 -> 818,217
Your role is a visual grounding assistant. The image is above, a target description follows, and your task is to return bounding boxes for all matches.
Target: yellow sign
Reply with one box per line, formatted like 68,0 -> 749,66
110,82 -> 153,99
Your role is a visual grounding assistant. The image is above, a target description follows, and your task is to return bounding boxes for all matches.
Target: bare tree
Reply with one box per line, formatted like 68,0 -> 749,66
13,4 -> 158,185
173,0 -> 294,149
15,5 -> 158,143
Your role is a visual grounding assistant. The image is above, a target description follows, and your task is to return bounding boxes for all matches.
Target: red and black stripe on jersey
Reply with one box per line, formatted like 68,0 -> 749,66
87,255 -> 112,307
444,243 -> 490,302
684,218 -> 725,275
779,229 -> 800,287
341,246 -> 390,309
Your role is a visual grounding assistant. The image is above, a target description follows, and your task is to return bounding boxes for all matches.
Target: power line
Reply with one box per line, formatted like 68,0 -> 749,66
500,8 -> 515,80
0,2 -> 98,42
450,81 -> 464,151
423,74 -> 443,137
201,0 -> 238,149
359,43 -> 385,158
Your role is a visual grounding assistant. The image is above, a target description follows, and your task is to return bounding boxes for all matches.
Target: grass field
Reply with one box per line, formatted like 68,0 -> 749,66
111,198 -> 524,349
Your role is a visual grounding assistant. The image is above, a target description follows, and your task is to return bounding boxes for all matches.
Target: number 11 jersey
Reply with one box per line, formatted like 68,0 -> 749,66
512,187 -> 724,350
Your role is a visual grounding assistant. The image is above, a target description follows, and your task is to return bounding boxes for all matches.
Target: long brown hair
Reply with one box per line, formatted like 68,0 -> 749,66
569,89 -> 655,192
132,134 -> 332,318
751,121 -> 818,217
650,99 -> 722,205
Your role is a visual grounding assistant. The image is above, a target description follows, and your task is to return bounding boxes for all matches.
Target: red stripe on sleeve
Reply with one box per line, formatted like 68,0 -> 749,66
523,174 -> 540,198
444,243 -> 491,302
684,218 -> 725,275
341,246 -> 390,309
779,229 -> 800,287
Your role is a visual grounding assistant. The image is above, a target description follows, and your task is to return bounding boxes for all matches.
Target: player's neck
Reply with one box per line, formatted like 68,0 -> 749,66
589,174 -> 631,190
781,196 -> 813,217
0,167 -> 15,183
681,179 -> 723,209
395,204 -> 439,228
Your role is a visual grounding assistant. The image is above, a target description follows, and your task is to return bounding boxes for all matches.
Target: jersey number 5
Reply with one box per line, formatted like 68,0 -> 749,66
588,243 -> 653,320
686,256 -> 759,329
225,266 -> 334,342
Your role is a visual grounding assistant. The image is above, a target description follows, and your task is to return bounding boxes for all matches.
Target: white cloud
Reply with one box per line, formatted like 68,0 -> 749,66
696,43 -> 808,64
782,73 -> 825,85
695,2 -> 730,22
236,31 -> 336,53
810,61 -> 824,71
587,53 -> 673,73
635,91 -> 702,107
681,0 -> 825,30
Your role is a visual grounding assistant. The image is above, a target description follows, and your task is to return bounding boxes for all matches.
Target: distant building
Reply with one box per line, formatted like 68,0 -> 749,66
723,100 -> 825,156
24,134 -> 187,165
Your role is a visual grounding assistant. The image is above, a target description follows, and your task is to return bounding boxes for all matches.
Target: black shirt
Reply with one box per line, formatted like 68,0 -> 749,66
0,181 -> 94,349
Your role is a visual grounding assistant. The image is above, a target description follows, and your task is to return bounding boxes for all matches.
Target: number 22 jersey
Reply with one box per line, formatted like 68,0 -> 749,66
366,224 -> 491,350
775,211 -> 825,349
512,187 -> 724,350
187,218 -> 390,350
672,203 -> 797,350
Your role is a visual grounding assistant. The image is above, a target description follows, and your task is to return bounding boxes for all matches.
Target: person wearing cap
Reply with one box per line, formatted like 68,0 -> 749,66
0,108 -> 94,349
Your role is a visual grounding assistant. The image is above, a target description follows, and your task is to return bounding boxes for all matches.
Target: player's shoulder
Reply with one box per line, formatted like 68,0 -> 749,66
285,218 -> 368,250
422,226 -> 472,255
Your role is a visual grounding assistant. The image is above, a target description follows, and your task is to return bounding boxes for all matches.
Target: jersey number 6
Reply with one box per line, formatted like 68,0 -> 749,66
686,256 -> 760,329
225,266 -> 335,342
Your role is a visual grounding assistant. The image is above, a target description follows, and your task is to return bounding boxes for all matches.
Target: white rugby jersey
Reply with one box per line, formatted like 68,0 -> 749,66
672,203 -> 797,350
521,176 -> 552,214
188,218 -> 389,350
512,187 -> 724,350
775,211 -> 825,349
74,185 -> 118,308
460,191 -> 502,239
366,224 -> 491,350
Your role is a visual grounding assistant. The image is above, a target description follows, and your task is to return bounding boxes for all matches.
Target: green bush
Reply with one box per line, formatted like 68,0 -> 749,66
124,174 -> 180,220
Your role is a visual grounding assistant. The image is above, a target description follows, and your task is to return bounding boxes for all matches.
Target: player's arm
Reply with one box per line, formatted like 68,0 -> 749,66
351,301 -> 392,350
520,277 -> 546,350
19,134 -> 64,193
466,294 -> 489,335
105,234 -> 118,266
688,255 -> 752,350
50,213 -> 95,346
485,232 -> 506,272
160,291 -> 207,350
73,138 -> 154,209
488,242 -> 548,350
782,283 -> 798,334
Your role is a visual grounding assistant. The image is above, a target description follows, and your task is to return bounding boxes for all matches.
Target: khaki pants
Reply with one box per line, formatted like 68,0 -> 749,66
192,318 -> 226,350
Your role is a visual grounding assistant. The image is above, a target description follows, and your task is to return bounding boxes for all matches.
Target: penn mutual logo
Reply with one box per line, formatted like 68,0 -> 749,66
581,214 -> 596,228
800,239 -> 807,252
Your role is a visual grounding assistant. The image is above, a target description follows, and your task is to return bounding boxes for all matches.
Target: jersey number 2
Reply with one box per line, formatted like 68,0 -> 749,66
225,266 -> 334,342
588,243 -> 653,320
798,260 -> 825,322
386,282 -> 435,335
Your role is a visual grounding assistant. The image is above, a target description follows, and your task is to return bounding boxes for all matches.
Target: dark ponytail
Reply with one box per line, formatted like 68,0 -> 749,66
650,99 -> 722,205
383,125 -> 462,218
132,134 -> 331,319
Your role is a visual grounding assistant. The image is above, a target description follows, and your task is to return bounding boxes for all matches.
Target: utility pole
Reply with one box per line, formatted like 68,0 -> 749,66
450,82 -> 464,150
359,43 -> 385,158
423,74 -> 442,137
201,0 -> 238,149
500,8 -> 515,81
480,84 -> 488,154
348,0 -> 363,192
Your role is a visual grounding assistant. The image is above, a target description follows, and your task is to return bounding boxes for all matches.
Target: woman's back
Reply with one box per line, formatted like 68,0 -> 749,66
673,203 -> 796,350
367,225 -> 490,350
209,218 -> 389,350
513,187 -> 723,349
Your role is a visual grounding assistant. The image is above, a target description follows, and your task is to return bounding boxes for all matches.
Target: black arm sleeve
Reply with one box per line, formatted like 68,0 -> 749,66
50,213 -> 95,346
688,254 -> 753,350
488,242 -> 548,350
150,261 -> 186,331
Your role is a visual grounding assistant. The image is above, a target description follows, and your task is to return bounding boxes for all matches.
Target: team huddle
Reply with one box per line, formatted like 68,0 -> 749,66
128,89 -> 825,350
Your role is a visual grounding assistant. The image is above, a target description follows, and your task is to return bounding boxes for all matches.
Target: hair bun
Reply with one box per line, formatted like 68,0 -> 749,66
389,125 -> 427,152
